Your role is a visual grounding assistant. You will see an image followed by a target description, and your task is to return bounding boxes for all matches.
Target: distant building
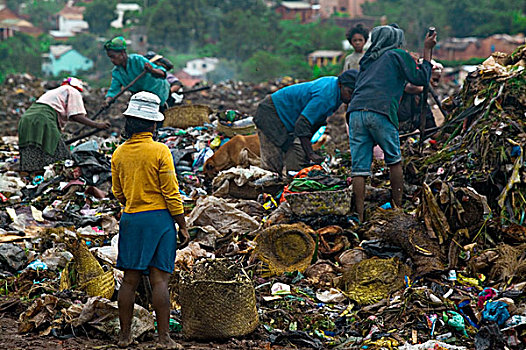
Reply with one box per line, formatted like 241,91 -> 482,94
183,57 -> 219,79
0,7 -> 42,40
49,4 -> 88,40
308,50 -> 344,67
111,3 -> 142,29
173,70 -> 201,88
316,0 -> 375,18
435,34 -> 526,61
275,1 -> 318,23
42,45 -> 93,76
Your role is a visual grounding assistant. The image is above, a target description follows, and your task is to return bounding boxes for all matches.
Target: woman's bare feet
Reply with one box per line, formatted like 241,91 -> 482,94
156,334 -> 183,349
117,333 -> 133,348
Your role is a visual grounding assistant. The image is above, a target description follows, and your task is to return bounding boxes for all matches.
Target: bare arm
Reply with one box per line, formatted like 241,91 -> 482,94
404,83 -> 424,95
69,114 -> 110,129
295,115 -> 324,164
423,32 -> 437,63
144,62 -> 166,78
173,213 -> 189,247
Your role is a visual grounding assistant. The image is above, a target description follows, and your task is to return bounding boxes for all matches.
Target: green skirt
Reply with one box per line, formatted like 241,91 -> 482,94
18,103 -> 62,156
18,103 -> 70,172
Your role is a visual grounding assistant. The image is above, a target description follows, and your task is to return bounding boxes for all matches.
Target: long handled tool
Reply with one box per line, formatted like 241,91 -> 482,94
65,85 -> 211,145
70,69 -> 148,137
419,27 -> 435,152
92,70 -> 147,121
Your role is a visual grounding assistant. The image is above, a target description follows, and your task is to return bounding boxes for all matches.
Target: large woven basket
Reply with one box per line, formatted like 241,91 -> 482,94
163,104 -> 212,129
216,122 -> 256,137
254,223 -> 316,276
81,270 -> 115,300
179,259 -> 258,340
285,188 -> 352,217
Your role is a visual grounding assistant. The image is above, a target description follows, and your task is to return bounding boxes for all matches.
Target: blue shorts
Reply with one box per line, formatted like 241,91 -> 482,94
117,209 -> 177,273
349,110 -> 402,176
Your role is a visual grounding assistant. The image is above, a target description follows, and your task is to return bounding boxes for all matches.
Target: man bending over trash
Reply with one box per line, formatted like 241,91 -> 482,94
347,24 -> 436,222
254,69 -> 358,177
111,92 -> 189,348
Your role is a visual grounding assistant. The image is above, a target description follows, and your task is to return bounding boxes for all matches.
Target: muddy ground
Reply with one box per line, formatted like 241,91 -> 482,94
0,310 -> 306,350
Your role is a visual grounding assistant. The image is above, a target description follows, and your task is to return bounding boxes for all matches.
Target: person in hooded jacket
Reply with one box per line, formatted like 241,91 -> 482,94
347,24 -> 436,222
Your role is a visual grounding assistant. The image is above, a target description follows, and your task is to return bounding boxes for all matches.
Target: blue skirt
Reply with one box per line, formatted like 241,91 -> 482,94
117,209 -> 177,273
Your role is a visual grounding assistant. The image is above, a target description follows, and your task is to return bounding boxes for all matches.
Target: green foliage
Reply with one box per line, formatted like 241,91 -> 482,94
21,0 -> 66,31
163,53 -> 200,71
0,32 -> 42,83
362,0 -> 526,49
66,33 -> 113,76
84,0 -> 118,35
208,60 -> 240,82
241,51 -> 286,82
218,8 -> 279,61
312,63 -> 342,79
436,58 -> 486,67
144,0 -> 207,52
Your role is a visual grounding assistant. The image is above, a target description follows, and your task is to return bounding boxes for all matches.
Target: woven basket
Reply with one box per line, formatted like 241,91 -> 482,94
216,122 -> 256,137
64,237 -> 115,299
254,223 -> 316,276
81,270 -> 115,300
285,188 -> 352,217
163,105 -> 212,129
179,259 -> 258,340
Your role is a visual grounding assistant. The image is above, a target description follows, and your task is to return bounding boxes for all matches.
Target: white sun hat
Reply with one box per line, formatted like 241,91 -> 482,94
123,91 -> 164,122
62,77 -> 84,92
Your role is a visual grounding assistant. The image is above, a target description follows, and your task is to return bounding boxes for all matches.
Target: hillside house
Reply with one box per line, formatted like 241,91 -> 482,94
0,7 -> 41,40
111,3 -> 142,29
42,45 -> 93,76
50,4 -> 88,40
308,50 -> 344,67
275,1 -> 318,23
435,34 -> 526,61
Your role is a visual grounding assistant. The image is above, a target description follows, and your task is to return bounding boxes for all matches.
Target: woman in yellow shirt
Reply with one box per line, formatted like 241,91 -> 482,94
111,91 -> 189,349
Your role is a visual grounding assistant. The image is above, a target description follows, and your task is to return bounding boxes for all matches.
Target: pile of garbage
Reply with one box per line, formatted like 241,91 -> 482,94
1,47 -> 526,350
406,45 -> 526,222
185,76 -> 298,116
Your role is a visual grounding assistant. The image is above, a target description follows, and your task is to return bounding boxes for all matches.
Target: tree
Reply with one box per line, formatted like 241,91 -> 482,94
144,0 -> 207,51
362,0 -> 525,49
84,0 -> 118,35
21,0 -> 67,31
240,51 -> 286,82
218,8 -> 280,61
0,33 -> 42,83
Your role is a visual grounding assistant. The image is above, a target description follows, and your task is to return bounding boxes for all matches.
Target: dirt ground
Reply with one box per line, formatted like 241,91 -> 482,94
0,311 -> 308,350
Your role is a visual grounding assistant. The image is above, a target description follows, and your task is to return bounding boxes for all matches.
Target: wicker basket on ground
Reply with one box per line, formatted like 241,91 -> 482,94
163,104 -> 212,129
254,223 -> 316,276
216,122 -> 256,137
179,259 -> 258,340
285,188 -> 352,217
63,237 -> 115,300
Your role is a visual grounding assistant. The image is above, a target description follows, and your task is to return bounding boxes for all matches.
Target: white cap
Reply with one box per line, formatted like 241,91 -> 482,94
62,77 -> 84,92
123,91 -> 164,122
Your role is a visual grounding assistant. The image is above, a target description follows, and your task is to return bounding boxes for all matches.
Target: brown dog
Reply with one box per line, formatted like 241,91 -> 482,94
203,134 -> 261,178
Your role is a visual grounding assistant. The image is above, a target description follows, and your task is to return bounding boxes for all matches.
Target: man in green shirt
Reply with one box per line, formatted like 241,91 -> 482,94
104,36 -> 170,110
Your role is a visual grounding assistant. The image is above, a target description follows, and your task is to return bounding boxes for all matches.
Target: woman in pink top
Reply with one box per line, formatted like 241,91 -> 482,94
17,77 -> 110,172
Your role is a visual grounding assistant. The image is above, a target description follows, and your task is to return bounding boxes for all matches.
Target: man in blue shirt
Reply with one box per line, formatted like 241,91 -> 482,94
347,25 -> 436,222
104,36 -> 170,110
254,70 -> 357,176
